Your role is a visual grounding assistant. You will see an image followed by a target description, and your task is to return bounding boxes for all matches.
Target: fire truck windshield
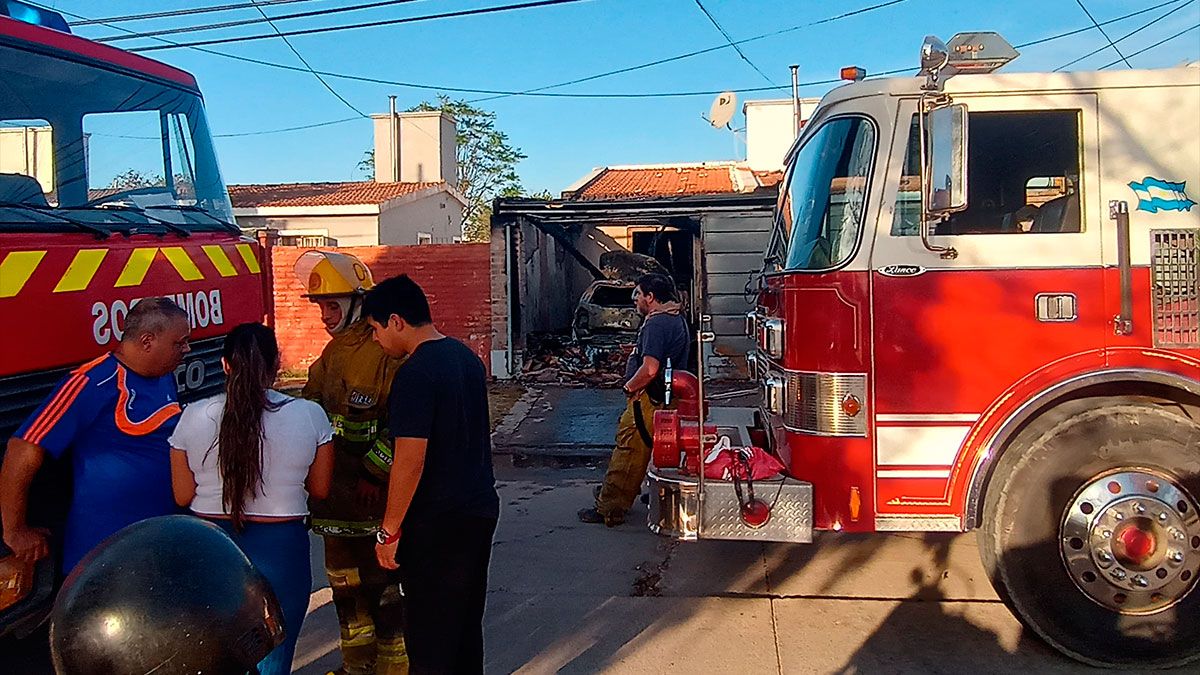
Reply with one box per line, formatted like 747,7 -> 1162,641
773,116 -> 876,271
0,41 -> 235,234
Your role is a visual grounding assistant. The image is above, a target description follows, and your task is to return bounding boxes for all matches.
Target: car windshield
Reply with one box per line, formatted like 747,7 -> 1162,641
771,116 -> 876,271
0,40 -> 235,234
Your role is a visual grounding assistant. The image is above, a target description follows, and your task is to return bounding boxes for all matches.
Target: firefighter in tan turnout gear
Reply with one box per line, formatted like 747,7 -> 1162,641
296,251 -> 408,675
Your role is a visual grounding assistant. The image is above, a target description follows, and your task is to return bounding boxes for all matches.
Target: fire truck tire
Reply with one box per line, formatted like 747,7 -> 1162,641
978,399 -> 1200,669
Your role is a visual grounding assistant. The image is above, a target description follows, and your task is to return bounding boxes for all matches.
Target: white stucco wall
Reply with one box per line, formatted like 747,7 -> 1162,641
234,214 -> 382,246
743,98 -> 821,171
378,192 -> 464,245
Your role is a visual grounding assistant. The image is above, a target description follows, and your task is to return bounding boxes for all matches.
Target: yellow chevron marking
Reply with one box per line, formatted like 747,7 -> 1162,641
114,248 -> 159,288
161,247 -> 204,281
202,245 -> 238,277
54,249 -> 108,293
235,243 -> 261,274
0,250 -> 46,298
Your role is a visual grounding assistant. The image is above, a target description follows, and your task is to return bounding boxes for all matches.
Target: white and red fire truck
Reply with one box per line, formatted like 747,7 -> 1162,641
0,3 -> 266,641
650,33 -> 1200,668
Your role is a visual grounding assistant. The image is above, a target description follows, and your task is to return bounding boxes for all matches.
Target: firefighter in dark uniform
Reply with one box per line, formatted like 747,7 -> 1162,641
295,251 -> 407,675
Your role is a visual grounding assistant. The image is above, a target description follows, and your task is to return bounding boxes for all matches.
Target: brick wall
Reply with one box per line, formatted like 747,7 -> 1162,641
268,244 -> 492,375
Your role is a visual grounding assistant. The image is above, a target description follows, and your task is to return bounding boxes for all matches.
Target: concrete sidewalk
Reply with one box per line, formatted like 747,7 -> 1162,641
492,386 -> 625,459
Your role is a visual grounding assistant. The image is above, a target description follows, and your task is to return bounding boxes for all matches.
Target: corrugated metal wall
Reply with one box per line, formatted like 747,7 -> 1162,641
701,211 -> 774,380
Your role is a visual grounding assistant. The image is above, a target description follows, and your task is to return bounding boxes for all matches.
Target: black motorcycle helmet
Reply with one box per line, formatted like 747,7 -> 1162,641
50,515 -> 285,674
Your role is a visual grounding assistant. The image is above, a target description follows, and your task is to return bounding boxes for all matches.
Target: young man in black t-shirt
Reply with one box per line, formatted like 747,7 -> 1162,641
580,273 -> 690,526
363,274 -> 499,675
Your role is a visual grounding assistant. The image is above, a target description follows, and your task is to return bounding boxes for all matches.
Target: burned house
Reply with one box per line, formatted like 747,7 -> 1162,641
489,163 -> 782,382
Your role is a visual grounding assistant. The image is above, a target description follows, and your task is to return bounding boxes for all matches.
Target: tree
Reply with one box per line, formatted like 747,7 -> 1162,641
108,169 -> 164,189
359,96 -> 526,243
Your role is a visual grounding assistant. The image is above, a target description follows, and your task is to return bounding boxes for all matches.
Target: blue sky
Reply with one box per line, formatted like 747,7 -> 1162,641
45,0 -> 1200,193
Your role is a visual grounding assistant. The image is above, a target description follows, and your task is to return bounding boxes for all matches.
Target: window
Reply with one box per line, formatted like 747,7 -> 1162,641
891,109 -> 1083,236
775,117 -> 876,271
416,232 -> 433,245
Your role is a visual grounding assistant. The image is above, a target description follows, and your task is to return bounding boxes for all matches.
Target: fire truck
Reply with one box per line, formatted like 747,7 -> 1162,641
0,3 -> 266,642
649,33 -> 1200,668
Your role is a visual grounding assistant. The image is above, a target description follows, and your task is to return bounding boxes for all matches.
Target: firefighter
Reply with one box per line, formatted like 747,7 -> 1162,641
295,251 -> 407,675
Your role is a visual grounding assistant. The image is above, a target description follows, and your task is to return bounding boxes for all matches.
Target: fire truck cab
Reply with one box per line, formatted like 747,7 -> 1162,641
649,33 -> 1200,668
0,3 -> 265,644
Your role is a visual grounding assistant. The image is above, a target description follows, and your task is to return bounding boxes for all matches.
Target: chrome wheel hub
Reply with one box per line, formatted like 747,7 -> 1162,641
1061,469 -> 1200,614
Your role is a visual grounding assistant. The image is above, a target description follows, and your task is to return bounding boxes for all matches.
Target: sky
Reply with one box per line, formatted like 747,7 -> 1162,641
41,0 -> 1200,194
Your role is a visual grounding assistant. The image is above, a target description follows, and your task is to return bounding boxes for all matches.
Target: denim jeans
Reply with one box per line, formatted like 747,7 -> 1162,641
210,518 -> 312,675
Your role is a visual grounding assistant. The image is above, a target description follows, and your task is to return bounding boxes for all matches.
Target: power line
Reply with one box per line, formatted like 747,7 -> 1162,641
1015,0 -> 1182,48
129,0 -> 593,52
692,0 -> 775,85
72,0 -> 322,26
216,116 -> 363,137
248,0 -> 368,117
1055,0 -> 1195,71
95,0 -> 428,44
1074,0 -> 1134,68
472,0 -> 912,102
1099,22 -> 1200,68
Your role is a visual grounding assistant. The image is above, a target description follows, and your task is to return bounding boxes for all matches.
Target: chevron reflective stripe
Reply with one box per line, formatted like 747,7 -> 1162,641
115,247 -> 159,287
53,249 -> 108,293
3,243 -> 259,297
202,244 -> 238,277
0,250 -> 46,298
161,247 -> 204,281
235,243 -> 261,274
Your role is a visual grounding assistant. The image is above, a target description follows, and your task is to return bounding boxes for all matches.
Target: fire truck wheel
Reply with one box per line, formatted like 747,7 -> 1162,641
978,399 -> 1200,669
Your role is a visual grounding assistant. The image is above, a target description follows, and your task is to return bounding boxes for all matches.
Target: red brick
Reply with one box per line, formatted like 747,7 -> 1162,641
268,244 -> 491,376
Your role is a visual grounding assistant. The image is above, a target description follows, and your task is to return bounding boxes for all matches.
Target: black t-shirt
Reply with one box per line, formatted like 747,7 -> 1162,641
388,337 -> 499,525
624,312 -> 691,402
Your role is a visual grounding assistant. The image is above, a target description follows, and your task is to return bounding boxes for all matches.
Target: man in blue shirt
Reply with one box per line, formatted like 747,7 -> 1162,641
1,297 -> 192,574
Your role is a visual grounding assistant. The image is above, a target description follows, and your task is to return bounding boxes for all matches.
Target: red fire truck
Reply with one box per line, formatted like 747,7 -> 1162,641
649,33 -> 1200,668
0,3 -> 266,642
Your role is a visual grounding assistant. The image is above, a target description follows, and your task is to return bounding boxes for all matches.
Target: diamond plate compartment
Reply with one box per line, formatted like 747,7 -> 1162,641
647,468 -> 813,543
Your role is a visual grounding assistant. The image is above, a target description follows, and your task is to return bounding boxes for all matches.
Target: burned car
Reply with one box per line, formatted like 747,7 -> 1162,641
572,251 -> 673,340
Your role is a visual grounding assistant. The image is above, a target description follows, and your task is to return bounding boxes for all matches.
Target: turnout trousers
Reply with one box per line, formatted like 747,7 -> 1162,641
595,392 -> 660,524
323,535 -> 409,674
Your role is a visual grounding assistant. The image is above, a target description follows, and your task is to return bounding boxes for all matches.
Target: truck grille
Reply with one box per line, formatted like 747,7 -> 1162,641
0,335 -> 227,440
1151,229 -> 1200,349
783,370 -> 868,436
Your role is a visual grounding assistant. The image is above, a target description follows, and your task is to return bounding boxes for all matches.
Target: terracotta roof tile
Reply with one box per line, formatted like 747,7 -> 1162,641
574,166 -> 735,201
228,181 -> 443,208
753,170 -> 784,188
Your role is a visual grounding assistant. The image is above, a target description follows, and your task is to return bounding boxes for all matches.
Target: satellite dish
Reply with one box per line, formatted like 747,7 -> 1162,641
708,91 -> 737,128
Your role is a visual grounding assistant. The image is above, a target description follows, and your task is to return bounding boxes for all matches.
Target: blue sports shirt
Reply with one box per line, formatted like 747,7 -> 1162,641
16,353 -> 181,574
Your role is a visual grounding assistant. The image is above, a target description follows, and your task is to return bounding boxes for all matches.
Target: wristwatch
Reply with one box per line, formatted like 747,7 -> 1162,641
375,526 -> 400,545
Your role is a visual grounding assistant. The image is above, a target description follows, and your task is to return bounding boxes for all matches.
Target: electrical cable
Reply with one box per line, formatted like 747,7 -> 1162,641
71,0 -> 321,27
1074,0 -> 1134,68
1055,0 -> 1195,71
692,0 -> 775,85
128,0 -> 593,53
94,0 -> 428,44
1098,22 -> 1199,68
248,0 -> 369,117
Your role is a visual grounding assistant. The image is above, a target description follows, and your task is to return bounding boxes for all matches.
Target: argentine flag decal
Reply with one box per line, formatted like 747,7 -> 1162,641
1128,177 -> 1197,214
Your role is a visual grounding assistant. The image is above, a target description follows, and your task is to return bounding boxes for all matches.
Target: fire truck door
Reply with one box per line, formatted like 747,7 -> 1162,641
868,93 -> 1105,521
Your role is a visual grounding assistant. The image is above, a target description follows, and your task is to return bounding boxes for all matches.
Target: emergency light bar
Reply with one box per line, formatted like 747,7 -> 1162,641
0,0 -> 70,33
840,66 -> 867,82
945,32 -> 1019,74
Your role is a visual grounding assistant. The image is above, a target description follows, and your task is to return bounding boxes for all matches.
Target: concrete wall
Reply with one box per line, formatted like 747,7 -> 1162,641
237,214 -> 382,247
371,111 -> 457,186
379,192 -> 463,245
267,244 -> 491,375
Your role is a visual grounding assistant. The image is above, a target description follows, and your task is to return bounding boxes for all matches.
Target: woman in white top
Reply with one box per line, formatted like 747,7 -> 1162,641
169,323 -> 334,675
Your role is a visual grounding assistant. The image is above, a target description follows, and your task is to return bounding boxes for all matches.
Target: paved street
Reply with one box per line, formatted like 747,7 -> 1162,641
291,386 -> 1159,675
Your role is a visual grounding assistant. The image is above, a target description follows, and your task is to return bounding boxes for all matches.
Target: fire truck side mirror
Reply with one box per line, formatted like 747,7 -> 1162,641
927,103 -> 968,214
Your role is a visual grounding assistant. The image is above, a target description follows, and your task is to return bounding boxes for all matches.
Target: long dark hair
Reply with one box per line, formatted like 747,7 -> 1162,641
217,323 -> 284,529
